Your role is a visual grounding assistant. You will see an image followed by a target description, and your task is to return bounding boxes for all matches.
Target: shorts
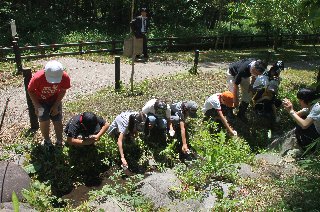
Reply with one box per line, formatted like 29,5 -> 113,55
38,102 -> 62,122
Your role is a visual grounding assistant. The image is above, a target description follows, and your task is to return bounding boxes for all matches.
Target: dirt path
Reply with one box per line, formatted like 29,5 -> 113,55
0,57 -> 227,143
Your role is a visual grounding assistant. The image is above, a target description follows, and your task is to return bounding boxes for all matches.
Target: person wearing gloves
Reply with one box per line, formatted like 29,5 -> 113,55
107,111 -> 146,169
28,60 -> 71,146
64,112 -> 109,146
283,88 -> 320,149
227,58 -> 266,121
169,101 -> 198,154
203,91 -> 237,136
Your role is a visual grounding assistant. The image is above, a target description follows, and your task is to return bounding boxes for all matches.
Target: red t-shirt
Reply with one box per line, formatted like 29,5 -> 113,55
28,70 -> 71,104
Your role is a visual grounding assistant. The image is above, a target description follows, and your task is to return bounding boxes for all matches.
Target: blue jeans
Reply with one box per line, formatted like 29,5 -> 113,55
147,114 -> 167,130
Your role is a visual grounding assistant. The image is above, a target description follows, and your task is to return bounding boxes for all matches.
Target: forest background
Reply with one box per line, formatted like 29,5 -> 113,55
0,0 -> 319,47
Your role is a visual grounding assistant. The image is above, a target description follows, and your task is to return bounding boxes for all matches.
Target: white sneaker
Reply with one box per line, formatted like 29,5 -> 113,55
41,139 -> 52,146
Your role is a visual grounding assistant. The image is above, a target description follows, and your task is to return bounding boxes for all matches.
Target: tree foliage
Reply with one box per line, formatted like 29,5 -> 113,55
0,0 -> 314,46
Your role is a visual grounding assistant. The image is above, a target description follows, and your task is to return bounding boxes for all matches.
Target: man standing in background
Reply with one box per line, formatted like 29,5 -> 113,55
130,7 -> 150,60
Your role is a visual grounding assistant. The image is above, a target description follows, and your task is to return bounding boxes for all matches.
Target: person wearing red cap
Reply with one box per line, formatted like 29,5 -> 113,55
202,91 -> 237,136
28,60 -> 71,147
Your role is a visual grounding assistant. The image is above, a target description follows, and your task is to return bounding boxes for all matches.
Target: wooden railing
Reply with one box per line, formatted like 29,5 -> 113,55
0,34 -> 319,62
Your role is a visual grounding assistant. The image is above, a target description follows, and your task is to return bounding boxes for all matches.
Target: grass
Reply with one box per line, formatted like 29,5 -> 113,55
0,45 -> 320,211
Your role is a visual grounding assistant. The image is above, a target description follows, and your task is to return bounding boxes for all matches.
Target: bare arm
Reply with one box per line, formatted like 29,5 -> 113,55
91,122 -> 110,141
50,89 -> 67,116
117,133 -> 127,166
66,136 -> 95,146
217,110 -> 236,136
283,99 -> 314,129
179,121 -> 189,153
28,91 -> 41,116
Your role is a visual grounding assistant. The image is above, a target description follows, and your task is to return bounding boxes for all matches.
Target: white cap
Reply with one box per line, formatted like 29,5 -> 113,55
44,60 -> 64,83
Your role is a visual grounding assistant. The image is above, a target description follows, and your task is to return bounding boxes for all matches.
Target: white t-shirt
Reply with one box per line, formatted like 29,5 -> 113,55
113,111 -> 138,134
253,75 -> 269,89
307,102 -> 320,134
202,93 -> 221,113
142,98 -> 171,119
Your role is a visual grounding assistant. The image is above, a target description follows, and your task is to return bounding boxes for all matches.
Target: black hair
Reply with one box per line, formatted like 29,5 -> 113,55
128,114 -> 136,135
82,112 -> 97,129
297,88 -> 320,104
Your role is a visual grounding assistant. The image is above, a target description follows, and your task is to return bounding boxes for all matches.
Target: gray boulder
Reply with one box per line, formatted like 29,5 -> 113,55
235,163 -> 259,179
137,169 -> 181,209
0,202 -> 36,211
268,129 -> 301,156
255,153 -> 282,165
90,197 -> 134,212
0,161 -> 31,203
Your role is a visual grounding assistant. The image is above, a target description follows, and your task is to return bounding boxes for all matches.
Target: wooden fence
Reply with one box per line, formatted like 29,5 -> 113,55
0,34 -> 319,62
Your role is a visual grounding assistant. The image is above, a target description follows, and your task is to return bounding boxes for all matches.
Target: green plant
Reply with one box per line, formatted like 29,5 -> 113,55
22,180 -> 62,210
11,191 -> 20,212
89,171 -> 153,210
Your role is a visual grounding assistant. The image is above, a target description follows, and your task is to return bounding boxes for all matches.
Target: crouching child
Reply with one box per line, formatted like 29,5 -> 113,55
169,101 -> 198,154
64,112 -> 109,146
202,91 -> 237,136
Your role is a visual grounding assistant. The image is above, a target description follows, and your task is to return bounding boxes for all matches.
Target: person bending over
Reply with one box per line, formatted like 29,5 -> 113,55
107,111 -> 146,168
202,91 -> 237,136
64,112 -> 109,146
170,101 -> 198,154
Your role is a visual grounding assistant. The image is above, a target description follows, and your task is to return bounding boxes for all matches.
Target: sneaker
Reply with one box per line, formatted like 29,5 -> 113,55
41,139 -> 52,146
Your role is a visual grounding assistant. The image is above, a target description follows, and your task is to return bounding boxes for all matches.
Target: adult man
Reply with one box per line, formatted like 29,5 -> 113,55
130,7 -> 149,59
170,101 -> 198,154
28,60 -> 71,146
64,112 -> 109,146
227,58 -> 265,120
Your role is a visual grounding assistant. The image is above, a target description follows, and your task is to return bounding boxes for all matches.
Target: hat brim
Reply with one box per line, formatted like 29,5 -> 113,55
45,74 -> 62,84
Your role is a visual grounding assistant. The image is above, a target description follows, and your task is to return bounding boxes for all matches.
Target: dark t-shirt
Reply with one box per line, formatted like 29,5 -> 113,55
229,58 -> 256,85
64,114 -> 106,138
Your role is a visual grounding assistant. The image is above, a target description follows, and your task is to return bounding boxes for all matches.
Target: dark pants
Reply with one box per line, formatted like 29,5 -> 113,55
142,34 -> 148,58
295,124 -> 320,148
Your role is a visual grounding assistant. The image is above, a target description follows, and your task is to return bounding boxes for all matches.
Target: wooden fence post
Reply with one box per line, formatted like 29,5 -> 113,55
23,68 -> 39,130
115,56 -> 121,90
40,43 -> 45,56
12,37 -> 23,74
111,40 -> 116,54
193,49 -> 199,74
79,41 -> 83,54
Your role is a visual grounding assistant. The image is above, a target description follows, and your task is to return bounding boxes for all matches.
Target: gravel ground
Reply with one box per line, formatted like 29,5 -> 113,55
0,57 -> 227,144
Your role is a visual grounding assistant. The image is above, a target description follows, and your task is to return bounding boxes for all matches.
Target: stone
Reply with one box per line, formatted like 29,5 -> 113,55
137,169 -> 181,209
0,161 -> 31,203
255,153 -> 282,165
235,163 -> 259,179
0,202 -> 35,211
90,197 -> 134,212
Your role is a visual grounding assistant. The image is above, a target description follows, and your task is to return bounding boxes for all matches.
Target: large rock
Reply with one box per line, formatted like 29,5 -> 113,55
255,153 -> 282,165
0,202 -> 35,211
0,161 -> 31,203
268,129 -> 300,156
90,197 -> 134,212
137,169 -> 181,209
235,163 -> 260,179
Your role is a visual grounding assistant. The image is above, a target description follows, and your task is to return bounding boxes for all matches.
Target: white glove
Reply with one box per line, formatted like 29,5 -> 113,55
233,130 -> 238,136
169,129 -> 175,137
